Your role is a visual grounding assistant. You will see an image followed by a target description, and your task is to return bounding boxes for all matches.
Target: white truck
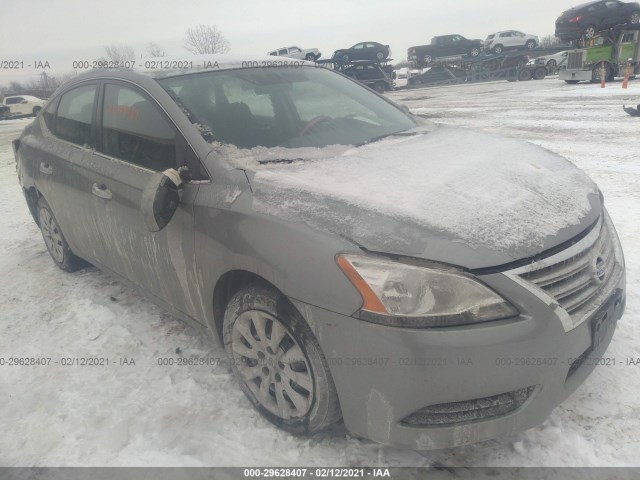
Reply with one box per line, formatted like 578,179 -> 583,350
267,46 -> 321,61
2,95 -> 46,117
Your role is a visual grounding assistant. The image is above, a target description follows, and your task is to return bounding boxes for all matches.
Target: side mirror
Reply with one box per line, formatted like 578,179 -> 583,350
140,168 -> 183,232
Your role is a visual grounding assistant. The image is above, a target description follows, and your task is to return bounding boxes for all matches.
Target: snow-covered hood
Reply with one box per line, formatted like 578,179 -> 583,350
248,126 -> 602,270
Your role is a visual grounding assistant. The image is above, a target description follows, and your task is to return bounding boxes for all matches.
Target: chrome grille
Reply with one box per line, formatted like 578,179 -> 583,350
509,214 -> 623,331
567,51 -> 584,70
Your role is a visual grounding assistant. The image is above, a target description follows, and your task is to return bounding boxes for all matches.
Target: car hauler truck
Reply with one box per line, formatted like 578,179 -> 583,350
560,25 -> 640,84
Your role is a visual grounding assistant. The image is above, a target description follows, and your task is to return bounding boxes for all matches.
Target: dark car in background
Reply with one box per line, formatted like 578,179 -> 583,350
333,42 -> 391,62
556,0 -> 640,43
408,34 -> 483,67
408,65 -> 468,86
342,61 -> 394,92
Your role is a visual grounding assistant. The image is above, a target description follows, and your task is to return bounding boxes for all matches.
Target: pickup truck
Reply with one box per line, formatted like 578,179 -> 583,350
408,34 -> 483,67
268,46 -> 321,61
2,95 -> 46,117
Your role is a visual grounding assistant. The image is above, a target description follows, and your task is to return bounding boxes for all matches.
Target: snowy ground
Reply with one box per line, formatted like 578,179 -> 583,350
1,77 -> 639,467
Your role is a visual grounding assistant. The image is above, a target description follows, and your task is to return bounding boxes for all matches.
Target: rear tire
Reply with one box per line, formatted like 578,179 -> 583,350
468,47 -> 481,57
305,54 -> 316,61
565,80 -> 580,84
376,51 -> 385,61
546,59 -> 557,68
525,40 -> 536,49
374,82 -> 386,93
32,106 -> 42,116
423,54 -> 433,65
37,197 -> 84,272
533,66 -> 547,80
584,25 -> 597,39
223,284 -> 342,435
630,11 -> 639,24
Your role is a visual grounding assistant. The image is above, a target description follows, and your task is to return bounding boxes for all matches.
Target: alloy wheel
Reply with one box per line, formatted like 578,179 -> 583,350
231,310 -> 314,420
40,207 -> 64,263
631,12 -> 640,24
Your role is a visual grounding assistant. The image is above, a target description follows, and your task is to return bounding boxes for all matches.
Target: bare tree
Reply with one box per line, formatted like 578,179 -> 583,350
103,44 -> 136,63
146,42 -> 167,58
184,24 -> 230,54
539,35 -> 562,48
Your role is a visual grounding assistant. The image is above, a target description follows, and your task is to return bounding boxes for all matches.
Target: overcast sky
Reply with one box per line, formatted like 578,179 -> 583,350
1,0 -> 580,86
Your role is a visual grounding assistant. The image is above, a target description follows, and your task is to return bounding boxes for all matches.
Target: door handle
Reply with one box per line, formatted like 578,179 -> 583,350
39,162 -> 53,175
92,183 -> 112,200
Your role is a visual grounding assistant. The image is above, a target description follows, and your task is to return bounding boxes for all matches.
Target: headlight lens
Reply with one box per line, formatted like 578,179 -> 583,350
337,254 -> 519,328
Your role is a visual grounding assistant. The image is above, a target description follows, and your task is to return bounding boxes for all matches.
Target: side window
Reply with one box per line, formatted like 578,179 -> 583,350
353,43 -> 365,50
290,47 -> 301,53
101,83 -> 176,171
605,1 -> 621,7
278,49 -> 288,55
7,97 -> 23,105
268,51 -> 277,56
54,84 -> 96,146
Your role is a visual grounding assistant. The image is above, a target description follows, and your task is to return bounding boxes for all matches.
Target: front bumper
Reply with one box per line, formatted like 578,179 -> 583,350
560,69 -> 592,81
291,244 -> 626,450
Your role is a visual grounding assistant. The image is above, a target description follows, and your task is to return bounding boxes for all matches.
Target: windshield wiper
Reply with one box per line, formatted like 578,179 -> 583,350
257,158 -> 303,165
356,131 -> 420,147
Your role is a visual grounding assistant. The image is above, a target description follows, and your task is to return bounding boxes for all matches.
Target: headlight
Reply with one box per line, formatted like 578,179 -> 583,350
337,254 -> 519,328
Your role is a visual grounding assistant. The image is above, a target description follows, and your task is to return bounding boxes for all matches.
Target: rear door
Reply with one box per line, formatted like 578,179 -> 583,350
450,35 -> 466,55
351,43 -> 367,60
36,82 -> 107,261
88,81 -> 204,318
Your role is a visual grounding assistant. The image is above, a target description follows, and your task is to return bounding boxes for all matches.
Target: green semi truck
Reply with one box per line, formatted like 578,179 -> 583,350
560,25 -> 640,84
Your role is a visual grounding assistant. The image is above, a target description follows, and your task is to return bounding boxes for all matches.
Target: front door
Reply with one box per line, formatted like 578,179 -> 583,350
86,81 -> 204,319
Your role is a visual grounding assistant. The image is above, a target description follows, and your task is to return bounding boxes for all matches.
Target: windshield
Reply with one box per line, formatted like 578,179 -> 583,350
156,66 -> 416,149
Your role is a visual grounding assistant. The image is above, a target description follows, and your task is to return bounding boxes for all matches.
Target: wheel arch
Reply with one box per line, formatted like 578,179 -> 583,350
212,269 -> 283,343
23,186 -> 42,226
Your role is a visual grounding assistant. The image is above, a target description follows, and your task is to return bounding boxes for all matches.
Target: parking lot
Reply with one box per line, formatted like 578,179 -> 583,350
0,77 -> 639,468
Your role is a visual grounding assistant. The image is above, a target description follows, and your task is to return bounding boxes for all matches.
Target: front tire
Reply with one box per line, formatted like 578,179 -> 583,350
32,106 -> 42,116
468,47 -> 481,57
223,285 -> 341,435
630,11 -> 639,24
584,25 -> 597,39
305,54 -> 316,61
376,51 -> 385,61
493,45 -> 504,54
374,82 -> 386,93
37,197 -> 84,272
546,59 -> 557,68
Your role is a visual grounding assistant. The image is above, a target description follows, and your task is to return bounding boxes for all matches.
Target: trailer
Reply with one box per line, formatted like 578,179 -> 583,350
560,25 -> 640,84
406,53 -> 548,88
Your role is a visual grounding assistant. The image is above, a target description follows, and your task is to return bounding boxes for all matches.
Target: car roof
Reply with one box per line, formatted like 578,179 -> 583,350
6,94 -> 41,100
571,1 -> 602,10
61,54 -> 315,84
